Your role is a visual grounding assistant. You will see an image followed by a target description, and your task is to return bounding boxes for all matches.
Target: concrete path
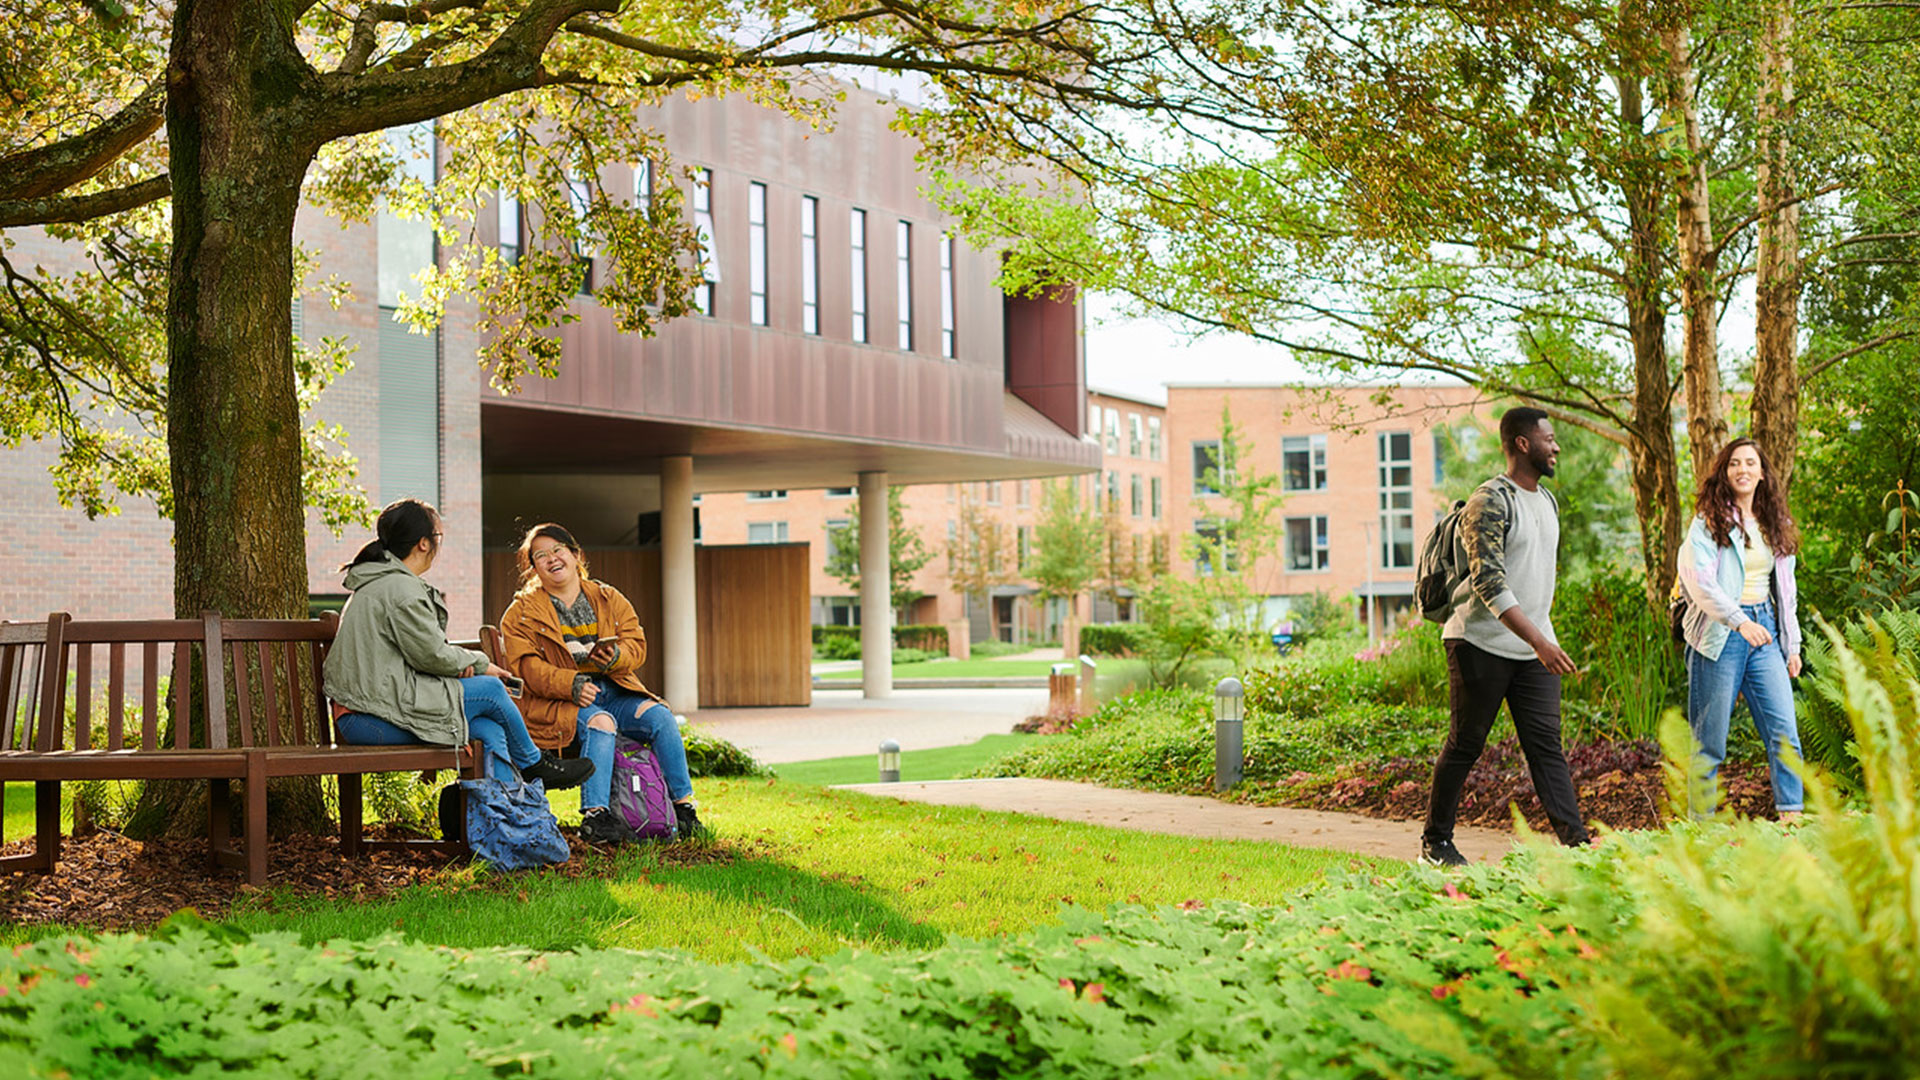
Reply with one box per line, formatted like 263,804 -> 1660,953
836,778 -> 1514,864
688,686 -> 1045,764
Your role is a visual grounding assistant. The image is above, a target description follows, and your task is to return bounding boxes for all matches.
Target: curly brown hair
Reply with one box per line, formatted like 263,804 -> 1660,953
1695,437 -> 1799,555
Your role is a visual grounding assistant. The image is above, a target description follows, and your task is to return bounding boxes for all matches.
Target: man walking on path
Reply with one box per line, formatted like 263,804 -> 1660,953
1422,407 -> 1590,865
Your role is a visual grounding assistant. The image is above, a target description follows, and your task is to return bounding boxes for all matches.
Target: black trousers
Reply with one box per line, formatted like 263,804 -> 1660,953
1424,640 -> 1589,847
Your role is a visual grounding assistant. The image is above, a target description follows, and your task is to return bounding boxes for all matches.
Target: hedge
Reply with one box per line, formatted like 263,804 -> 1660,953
1077,622 -> 1154,657
811,624 -> 949,656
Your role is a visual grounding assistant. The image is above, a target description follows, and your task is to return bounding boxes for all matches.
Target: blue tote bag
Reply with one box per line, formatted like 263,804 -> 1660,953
449,773 -> 571,871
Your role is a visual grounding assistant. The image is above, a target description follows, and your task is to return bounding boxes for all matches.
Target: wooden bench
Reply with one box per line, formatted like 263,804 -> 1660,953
0,612 -> 482,886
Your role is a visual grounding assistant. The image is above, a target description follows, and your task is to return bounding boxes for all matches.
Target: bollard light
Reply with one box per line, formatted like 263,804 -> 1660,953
878,739 -> 901,783
1213,677 -> 1244,792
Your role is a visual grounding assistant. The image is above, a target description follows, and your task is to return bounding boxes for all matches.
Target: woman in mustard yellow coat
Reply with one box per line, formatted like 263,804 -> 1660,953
498,523 -> 700,845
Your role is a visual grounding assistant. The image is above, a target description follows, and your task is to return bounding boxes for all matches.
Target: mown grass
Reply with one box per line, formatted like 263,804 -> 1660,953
2,783 -> 70,841
209,779 -> 1385,962
770,733 -> 1039,786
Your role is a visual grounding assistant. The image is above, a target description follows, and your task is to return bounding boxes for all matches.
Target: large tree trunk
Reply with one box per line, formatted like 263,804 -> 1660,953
1751,0 -> 1802,494
1617,69 -> 1685,609
1662,25 -> 1728,478
129,0 -> 330,839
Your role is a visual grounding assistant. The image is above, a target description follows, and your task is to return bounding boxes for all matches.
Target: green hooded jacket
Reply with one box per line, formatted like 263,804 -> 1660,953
323,551 -> 490,745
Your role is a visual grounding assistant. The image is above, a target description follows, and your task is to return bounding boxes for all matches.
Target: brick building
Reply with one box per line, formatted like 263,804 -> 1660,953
1,87 -> 1101,707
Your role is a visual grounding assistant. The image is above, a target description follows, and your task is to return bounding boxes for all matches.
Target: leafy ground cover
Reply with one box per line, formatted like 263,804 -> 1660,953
816,658 -> 1061,680
770,734 -> 1039,786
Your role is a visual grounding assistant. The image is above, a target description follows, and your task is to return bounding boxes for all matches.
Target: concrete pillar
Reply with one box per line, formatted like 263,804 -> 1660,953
859,470 -> 892,698
660,455 -> 699,712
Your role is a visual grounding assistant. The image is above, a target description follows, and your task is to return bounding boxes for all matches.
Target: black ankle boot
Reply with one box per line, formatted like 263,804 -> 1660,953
525,751 -> 594,790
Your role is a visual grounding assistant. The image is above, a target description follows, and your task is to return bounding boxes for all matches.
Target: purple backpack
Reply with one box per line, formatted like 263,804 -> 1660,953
611,737 -> 678,840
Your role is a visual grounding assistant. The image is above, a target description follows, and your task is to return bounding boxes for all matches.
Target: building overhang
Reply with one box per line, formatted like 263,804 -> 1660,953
480,392 -> 1100,492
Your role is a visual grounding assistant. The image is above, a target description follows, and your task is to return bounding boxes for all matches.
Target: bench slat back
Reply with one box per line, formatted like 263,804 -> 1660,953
0,616 -> 61,753
218,613 -> 337,749
53,618 -> 219,753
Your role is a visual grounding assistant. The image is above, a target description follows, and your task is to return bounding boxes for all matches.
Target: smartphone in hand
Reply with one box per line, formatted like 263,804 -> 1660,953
500,674 -> 525,698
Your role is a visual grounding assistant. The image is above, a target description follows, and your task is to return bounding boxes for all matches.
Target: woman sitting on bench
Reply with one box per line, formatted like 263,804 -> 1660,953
497,523 -> 701,845
325,498 -> 593,791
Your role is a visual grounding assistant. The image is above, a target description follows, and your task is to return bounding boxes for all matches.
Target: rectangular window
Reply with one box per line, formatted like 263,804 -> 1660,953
377,309 -> 441,506
1147,416 -> 1162,461
1088,400 -> 1101,439
1151,476 -> 1163,519
1433,429 -> 1448,485
747,521 -> 789,544
692,168 -> 717,316
497,190 -> 521,266
1378,431 -> 1416,569
985,481 -> 1002,505
1130,473 -> 1144,517
826,486 -> 854,497
896,220 -> 913,350
1103,408 -> 1120,452
1017,525 -> 1033,568
1017,480 -> 1030,507
567,174 -> 595,294
850,208 -> 868,342
1192,440 -> 1221,495
378,123 -> 436,309
748,181 -> 768,325
633,159 -> 651,210
826,518 -> 852,561
1282,434 -> 1329,492
1128,414 -> 1143,457
747,489 -> 788,501
1106,470 -> 1120,507
801,195 -> 819,335
939,232 -> 956,358
1194,520 -> 1238,576
1285,516 -> 1331,571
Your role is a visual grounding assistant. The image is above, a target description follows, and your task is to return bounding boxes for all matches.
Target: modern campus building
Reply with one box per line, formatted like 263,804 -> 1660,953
0,85 -> 1101,709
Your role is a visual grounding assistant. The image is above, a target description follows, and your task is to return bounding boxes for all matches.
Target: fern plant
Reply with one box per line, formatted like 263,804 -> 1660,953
1797,608 -> 1920,793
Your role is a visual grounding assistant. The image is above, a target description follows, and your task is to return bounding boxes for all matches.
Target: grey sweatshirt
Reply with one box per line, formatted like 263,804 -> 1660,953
1442,479 -> 1560,662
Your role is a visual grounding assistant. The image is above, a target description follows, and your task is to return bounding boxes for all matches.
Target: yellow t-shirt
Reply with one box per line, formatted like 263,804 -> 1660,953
1739,529 -> 1774,604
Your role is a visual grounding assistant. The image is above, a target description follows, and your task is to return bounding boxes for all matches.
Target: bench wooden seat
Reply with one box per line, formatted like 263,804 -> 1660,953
0,612 -> 483,885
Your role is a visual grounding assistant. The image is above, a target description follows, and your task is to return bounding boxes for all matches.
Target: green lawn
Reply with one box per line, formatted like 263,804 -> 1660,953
3,782 -> 73,841
771,733 -> 1039,786
817,658 -> 1062,679
0,780 -> 1386,960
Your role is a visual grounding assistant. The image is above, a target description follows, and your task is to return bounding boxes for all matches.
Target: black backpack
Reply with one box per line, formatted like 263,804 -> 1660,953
1417,476 -> 1552,624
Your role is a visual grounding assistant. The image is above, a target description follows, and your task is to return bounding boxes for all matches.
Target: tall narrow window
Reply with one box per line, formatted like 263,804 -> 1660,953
633,159 -> 651,211
567,173 -> 595,294
801,195 -> 819,334
748,181 -> 768,325
1378,431 -> 1416,569
896,220 -> 913,350
1128,414 -> 1143,457
497,190 -> 521,265
1282,434 -> 1329,492
1286,516 -> 1331,571
939,232 -> 956,358
378,123 -> 441,506
1147,416 -> 1163,460
850,208 -> 868,342
692,168 -> 717,316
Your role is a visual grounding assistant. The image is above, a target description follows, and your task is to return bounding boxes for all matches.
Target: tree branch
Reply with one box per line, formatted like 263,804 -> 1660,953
0,81 -> 165,202
0,175 -> 171,228
1800,328 -> 1918,384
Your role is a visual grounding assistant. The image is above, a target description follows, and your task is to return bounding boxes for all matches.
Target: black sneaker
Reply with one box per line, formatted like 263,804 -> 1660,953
1420,837 -> 1469,867
579,807 -> 633,847
673,800 -> 703,839
525,751 -> 594,791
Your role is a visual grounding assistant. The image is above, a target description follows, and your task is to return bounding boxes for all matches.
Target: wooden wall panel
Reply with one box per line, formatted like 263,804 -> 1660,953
695,544 -> 812,708
483,543 -> 807,709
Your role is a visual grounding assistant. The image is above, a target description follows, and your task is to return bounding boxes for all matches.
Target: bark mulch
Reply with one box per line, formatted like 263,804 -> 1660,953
1263,736 -> 1780,834
0,825 -> 729,934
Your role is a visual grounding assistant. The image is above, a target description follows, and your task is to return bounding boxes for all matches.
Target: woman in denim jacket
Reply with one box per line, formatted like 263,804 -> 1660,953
1675,437 -> 1804,820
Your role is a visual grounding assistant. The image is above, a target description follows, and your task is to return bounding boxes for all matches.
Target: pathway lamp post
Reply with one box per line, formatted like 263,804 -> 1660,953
878,739 -> 901,783
1213,677 -> 1244,792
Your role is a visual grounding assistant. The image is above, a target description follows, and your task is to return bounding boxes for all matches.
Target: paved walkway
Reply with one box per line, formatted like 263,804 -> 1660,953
835,778 -> 1514,863
688,686 -> 1046,763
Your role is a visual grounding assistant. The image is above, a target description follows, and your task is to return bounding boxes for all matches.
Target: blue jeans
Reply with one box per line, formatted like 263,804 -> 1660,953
338,676 -> 541,783
572,677 -> 694,810
1686,601 -> 1803,814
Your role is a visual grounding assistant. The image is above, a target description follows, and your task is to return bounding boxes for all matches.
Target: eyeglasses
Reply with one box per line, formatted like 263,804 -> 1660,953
531,548 -> 569,566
